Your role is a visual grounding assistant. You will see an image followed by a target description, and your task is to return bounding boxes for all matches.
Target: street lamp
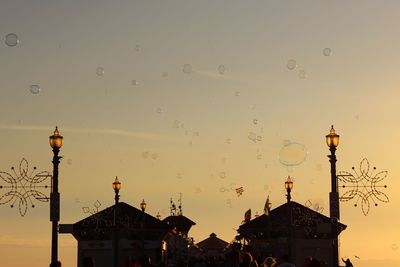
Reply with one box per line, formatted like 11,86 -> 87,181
140,199 -> 147,212
285,176 -> 293,203
326,125 -> 340,267
112,177 -> 121,267
49,126 -> 63,266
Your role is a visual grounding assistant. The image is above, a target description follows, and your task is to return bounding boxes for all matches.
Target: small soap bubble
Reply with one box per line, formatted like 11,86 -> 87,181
257,136 -> 263,142
298,69 -> 308,79
219,172 -> 226,179
226,138 -> 232,144
29,85 -> 41,94
135,44 -> 141,52
131,80 -> 138,86
257,154 -> 262,160
287,59 -> 297,70
182,64 -> 192,74
219,187 -> 226,193
218,65 -> 226,75
253,119 -> 259,125
96,67 -> 104,76
234,91 -> 240,96
177,173 -> 183,179
391,244 -> 398,251
5,33 -> 19,47
156,108 -> 164,114
248,132 -> 257,142
323,47 -> 332,56
141,151 -> 149,159
151,153 -> 158,160
162,71 -> 169,78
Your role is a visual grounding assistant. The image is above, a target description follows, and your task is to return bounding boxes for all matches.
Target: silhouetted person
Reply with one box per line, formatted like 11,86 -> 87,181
50,261 -> 61,267
263,257 -> 276,267
341,258 -> 353,267
276,254 -> 296,267
83,256 -> 95,267
241,252 -> 253,267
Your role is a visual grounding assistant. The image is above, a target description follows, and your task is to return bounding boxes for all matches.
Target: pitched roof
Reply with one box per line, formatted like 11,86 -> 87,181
196,233 -> 229,252
72,202 -> 171,240
239,201 -> 346,237
162,215 -> 196,234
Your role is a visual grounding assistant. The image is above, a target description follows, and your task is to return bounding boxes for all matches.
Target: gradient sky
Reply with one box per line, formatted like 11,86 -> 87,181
1,1 -> 400,266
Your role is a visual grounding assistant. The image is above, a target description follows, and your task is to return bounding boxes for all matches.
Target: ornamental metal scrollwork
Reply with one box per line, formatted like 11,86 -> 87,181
0,158 -> 51,216
338,158 -> 389,216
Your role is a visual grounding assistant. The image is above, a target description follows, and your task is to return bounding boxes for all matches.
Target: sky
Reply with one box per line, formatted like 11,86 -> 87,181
1,1 -> 400,266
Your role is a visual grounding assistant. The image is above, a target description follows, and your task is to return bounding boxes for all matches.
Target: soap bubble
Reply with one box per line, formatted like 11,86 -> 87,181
234,91 -> 240,96
151,153 -> 158,160
177,173 -> 183,179
141,151 -> 149,159
391,244 -> 398,251
219,187 -> 226,192
156,108 -> 164,114
135,44 -> 141,52
257,136 -> 263,142
131,80 -> 138,86
279,141 -> 308,167
298,69 -> 308,79
162,72 -> 169,77
218,65 -> 226,75
323,47 -> 332,56
226,138 -> 232,144
5,33 -> 19,47
257,154 -> 262,160
253,119 -> 259,125
29,85 -> 41,94
96,67 -> 104,76
305,199 -> 312,208
248,132 -> 257,142
219,172 -> 226,179
287,59 -> 297,70
182,64 -> 192,74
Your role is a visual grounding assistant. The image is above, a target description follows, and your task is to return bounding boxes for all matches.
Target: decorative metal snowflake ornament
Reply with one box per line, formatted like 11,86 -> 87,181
0,158 -> 51,216
338,158 -> 389,216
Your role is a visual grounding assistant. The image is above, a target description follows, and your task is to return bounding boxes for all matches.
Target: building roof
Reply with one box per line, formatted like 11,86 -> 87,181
162,215 -> 196,234
196,233 -> 229,252
71,202 -> 171,241
239,201 -> 347,239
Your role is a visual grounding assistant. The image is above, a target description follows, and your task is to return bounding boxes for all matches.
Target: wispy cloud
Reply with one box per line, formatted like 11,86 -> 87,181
0,124 -> 167,141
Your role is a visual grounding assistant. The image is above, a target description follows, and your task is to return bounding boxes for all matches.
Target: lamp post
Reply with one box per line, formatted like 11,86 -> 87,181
140,199 -> 146,256
112,177 -> 121,267
284,176 -> 293,262
285,176 -> 293,203
49,127 -> 63,265
326,125 -> 340,267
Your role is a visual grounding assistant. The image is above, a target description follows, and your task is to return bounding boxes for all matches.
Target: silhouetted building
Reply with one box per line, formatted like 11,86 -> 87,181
237,201 -> 347,267
163,214 -> 196,265
196,233 -> 229,259
61,202 -> 171,267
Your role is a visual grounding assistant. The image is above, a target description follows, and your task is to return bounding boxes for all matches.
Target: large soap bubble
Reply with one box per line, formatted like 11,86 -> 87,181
5,33 -> 19,47
286,59 -> 297,70
279,141 -> 308,168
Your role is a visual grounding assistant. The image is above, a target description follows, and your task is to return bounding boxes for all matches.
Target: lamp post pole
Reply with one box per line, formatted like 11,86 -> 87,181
284,176 -> 293,263
112,177 -> 121,267
140,199 -> 147,257
326,125 -> 340,267
49,127 -> 63,266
